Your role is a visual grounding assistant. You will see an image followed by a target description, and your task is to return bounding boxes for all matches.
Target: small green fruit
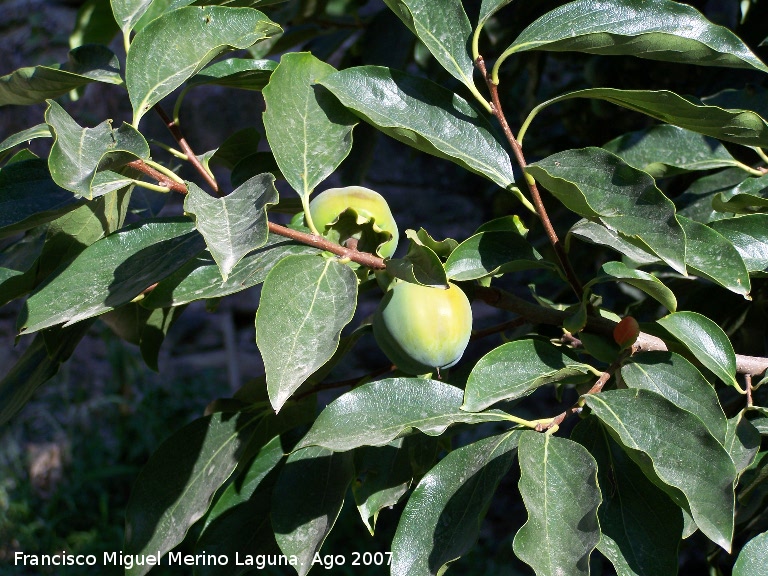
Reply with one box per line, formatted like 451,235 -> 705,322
309,186 -> 399,257
373,281 -> 473,375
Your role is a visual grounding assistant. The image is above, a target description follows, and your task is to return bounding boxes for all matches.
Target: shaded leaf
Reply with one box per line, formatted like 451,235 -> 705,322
0,45 -> 122,106
45,100 -> 149,199
272,446 -> 354,576
678,215 -> 750,297
710,215 -> 768,272
385,241 -> 447,287
712,173 -> 768,213
411,228 -> 458,259
478,0 -> 514,28
141,235 -> 319,308
297,378 -> 508,452
677,168 -> 747,223
0,124 -> 51,163
702,85 -> 768,120
502,0 -> 768,72
184,176 -> 276,281
391,431 -> 521,576
0,229 -> 46,306
567,219 -> 659,266
188,57 -> 276,90
126,6 -> 281,125
513,431 -> 601,576
621,351 -> 727,443
255,255 -> 357,412
586,261 -> 677,311
463,339 -> 593,412
527,147 -> 686,273
263,52 -> 356,204
603,124 -> 741,178
657,311 -> 738,388
572,417 -> 682,576
70,0 -> 120,49
586,389 -> 737,550
139,306 -> 186,372
202,127 -> 262,170
733,531 -> 768,576
19,218 -> 205,334
445,230 -> 548,281
320,66 -> 515,189
724,412 -> 761,474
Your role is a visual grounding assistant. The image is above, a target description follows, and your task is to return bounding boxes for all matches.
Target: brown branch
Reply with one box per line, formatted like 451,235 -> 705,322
475,56 -> 583,300
154,105 -> 221,195
473,285 -> 768,376
746,374 -> 754,407
126,159 -> 188,193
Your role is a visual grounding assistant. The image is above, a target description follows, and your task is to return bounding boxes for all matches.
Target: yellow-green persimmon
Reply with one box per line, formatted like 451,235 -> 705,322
308,186 -> 399,257
373,280 -> 473,375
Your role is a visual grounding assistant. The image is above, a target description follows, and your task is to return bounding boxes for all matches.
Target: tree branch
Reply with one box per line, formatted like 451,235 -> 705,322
475,56 -> 583,300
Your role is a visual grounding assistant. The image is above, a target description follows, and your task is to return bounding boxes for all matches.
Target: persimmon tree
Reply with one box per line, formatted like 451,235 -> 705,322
2,0 -> 768,575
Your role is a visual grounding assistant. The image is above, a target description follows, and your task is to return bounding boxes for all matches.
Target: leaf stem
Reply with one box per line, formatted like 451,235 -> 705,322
149,139 -> 188,160
129,179 -> 171,193
475,56 -> 584,300
301,195 -> 321,236
754,147 -> 768,165
734,161 -> 767,177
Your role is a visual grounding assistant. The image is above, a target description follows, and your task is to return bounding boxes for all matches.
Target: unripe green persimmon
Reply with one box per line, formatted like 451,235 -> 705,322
373,281 -> 473,375
308,186 -> 399,257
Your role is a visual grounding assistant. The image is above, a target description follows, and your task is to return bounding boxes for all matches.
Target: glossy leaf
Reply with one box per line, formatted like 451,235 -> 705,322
0,45 -> 122,106
385,241 -> 447,287
724,412 -> 761,474
603,125 -> 741,178
262,52 -> 355,204
527,147 -> 686,273
586,389 -> 737,550
733,531 -> 768,576
531,88 -> 768,149
255,255 -> 357,412
478,0 -> 514,28
712,173 -> 768,213
141,236 -> 319,308
126,6 -> 281,125
272,446 -> 354,576
567,219 -> 659,266
188,57 -> 277,90
513,431 -> 601,576
45,100 -> 149,199
184,176 -> 276,281
444,230 -> 547,281
678,215 -> 750,297
0,124 -> 51,163
382,0 -> 479,95
19,218 -> 204,334
586,261 -> 677,312
710,215 -> 768,272
572,417 -> 683,576
202,127 -> 262,170
297,378 -> 508,452
502,0 -> 768,72
0,321 -> 94,426
411,228 -> 458,259
124,411 -> 261,576
677,168 -> 749,224
657,311 -> 738,388
320,66 -> 515,189
111,0 -> 154,36
621,351 -> 727,444
391,431 -> 521,576
462,339 -> 593,412
0,159 -> 84,239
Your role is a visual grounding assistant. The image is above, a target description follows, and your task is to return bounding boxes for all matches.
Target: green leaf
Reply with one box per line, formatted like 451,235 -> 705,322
111,0 -> 155,36
126,6 -> 281,125
262,52 -> 356,205
320,66 -> 515,189
621,351 -> 727,444
391,431 -> 521,576
529,88 -> 768,149
141,235 -> 319,308
45,100 -> 149,199
712,173 -> 768,213
603,124 -> 741,178
0,124 -> 51,163
702,85 -> 768,120
183,176 -> 276,281
527,147 -> 686,273
272,446 -> 354,576
382,0 -> 485,104
0,159 -> 85,239
385,241 -> 447,287
733,531 -> 768,576
0,229 -> 46,306
188,57 -> 277,90
444,230 -> 547,282
586,389 -> 737,550
0,45 -> 122,106
724,411 -> 761,474
586,261 -> 677,311
567,219 -> 659,266
124,411 -> 261,576
297,378 -> 507,452
255,255 -> 357,412
18,218 -> 204,334
462,339 -> 593,412
478,0 -> 514,28
572,417 -> 683,576
412,228 -> 458,259
139,306 -> 186,371
657,311 -> 738,388
711,215 -> 768,272
203,127 -> 262,170
678,215 -> 751,297
677,168 -> 748,224
70,0 -> 120,49
501,0 -> 768,72
513,431 -> 601,576
0,321 -> 94,426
